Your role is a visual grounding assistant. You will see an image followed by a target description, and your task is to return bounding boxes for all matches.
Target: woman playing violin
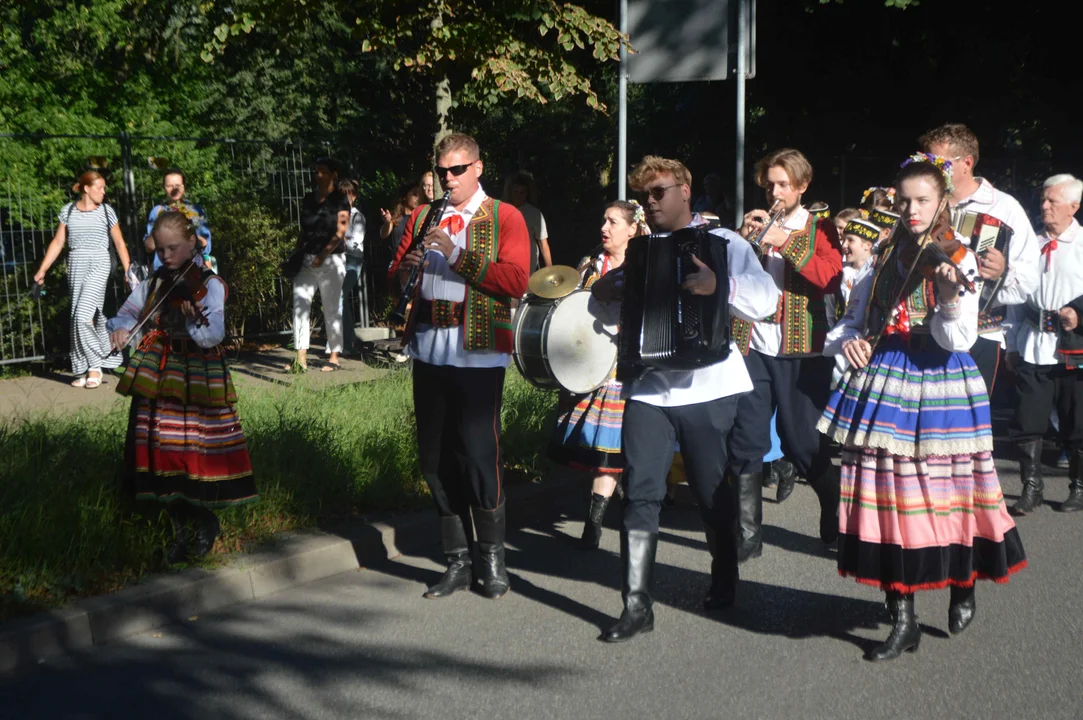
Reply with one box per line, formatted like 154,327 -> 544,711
817,154 -> 1026,662
107,211 -> 258,565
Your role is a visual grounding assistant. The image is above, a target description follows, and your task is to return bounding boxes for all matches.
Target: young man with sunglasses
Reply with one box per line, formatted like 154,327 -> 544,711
730,148 -> 844,563
591,155 -> 779,642
388,133 -> 530,601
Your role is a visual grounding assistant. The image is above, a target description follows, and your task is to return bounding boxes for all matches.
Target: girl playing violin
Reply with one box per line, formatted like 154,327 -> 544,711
817,154 -> 1025,662
107,210 -> 258,564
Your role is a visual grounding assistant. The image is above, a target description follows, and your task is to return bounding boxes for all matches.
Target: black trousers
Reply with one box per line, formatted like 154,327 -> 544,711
622,397 -> 739,545
970,335 -> 1002,398
412,361 -> 506,518
1009,361 -> 1083,450
729,351 -> 835,479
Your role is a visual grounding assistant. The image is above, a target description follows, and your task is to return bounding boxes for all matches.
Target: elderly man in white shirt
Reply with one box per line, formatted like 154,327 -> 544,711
592,155 -> 779,643
1004,174 -> 1083,515
919,123 -> 1040,397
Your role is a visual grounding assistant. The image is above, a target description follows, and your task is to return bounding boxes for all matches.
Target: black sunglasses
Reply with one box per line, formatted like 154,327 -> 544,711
636,184 -> 680,201
435,163 -> 474,178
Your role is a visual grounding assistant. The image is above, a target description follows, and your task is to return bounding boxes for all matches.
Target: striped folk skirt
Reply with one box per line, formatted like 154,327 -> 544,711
817,336 -> 1025,592
549,380 -> 625,474
120,334 -> 257,508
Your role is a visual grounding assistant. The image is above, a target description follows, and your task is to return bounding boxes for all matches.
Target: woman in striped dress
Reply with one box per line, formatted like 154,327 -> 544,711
108,211 -> 258,563
818,155 -> 1026,661
34,171 -> 132,388
550,200 -> 649,549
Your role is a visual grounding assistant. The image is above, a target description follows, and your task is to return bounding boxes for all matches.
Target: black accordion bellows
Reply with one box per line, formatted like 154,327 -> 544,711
617,226 -> 731,380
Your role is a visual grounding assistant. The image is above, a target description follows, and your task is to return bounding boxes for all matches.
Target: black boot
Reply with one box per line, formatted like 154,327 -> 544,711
1011,439 -> 1045,515
762,461 -> 777,489
473,504 -> 510,599
580,493 -> 612,550
948,585 -> 976,634
187,506 -> 221,559
702,524 -> 738,611
735,473 -> 764,562
1060,449 -> 1083,513
813,465 -> 840,545
865,592 -> 921,661
774,459 -> 797,504
603,530 -> 657,642
165,503 -> 191,565
423,514 -> 474,599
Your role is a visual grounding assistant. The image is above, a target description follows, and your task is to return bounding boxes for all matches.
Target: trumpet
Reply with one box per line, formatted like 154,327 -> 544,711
747,199 -> 785,257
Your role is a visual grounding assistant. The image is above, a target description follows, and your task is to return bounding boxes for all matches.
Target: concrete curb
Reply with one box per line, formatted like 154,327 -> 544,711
0,472 -> 583,675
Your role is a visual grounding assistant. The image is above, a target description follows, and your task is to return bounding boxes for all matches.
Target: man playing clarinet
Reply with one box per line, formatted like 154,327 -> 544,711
388,133 -> 530,600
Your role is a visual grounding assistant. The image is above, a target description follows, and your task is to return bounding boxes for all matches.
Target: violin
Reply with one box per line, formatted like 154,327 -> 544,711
896,213 -> 978,295
153,260 -> 211,327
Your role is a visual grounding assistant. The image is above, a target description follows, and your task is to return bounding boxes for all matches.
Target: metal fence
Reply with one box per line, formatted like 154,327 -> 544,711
1,133 -> 379,365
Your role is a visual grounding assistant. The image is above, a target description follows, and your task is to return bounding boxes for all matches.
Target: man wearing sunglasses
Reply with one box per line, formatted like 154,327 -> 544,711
730,148 -> 844,565
388,133 -> 530,602
591,155 -> 779,643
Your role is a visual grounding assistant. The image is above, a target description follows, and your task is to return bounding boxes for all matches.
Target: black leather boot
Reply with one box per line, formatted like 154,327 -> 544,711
423,514 -> 474,599
702,524 -> 738,611
866,592 -> 921,661
774,459 -> 797,504
603,530 -> 657,642
187,505 -> 221,559
473,504 -> 510,599
735,472 -> 764,563
165,503 -> 191,565
1060,448 -> 1083,513
948,585 -> 976,634
1011,439 -> 1045,515
814,465 -> 840,545
580,493 -> 612,550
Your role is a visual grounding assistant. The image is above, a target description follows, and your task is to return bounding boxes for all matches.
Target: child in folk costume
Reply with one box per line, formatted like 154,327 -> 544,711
828,218 -> 879,387
550,200 -> 649,549
108,210 -> 258,564
818,154 -> 1025,662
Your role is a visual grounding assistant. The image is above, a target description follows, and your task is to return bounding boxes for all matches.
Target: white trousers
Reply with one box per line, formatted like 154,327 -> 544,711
292,253 -> 346,353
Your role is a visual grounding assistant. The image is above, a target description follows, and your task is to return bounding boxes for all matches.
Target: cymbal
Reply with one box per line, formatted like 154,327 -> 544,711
528,265 -> 580,299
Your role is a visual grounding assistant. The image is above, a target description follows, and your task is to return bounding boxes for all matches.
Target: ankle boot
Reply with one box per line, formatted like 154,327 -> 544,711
866,592 -> 921,661
774,459 -> 797,504
1060,448 -> 1083,513
187,505 -> 220,560
735,473 -> 764,563
1011,439 -> 1045,515
813,465 -> 841,545
702,524 -> 738,611
423,514 -> 474,598
603,530 -> 658,642
948,585 -> 977,634
473,504 -> 510,599
165,503 -> 191,565
580,493 -> 612,550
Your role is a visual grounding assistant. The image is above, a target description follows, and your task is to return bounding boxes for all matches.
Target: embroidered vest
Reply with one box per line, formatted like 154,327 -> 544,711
731,214 -> 831,356
863,243 -> 937,335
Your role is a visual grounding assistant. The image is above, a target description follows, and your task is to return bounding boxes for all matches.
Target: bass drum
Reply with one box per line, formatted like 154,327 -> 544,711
512,289 -> 619,394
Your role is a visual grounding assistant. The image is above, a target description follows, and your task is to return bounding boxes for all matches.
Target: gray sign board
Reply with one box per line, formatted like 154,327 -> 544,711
627,0 -> 731,83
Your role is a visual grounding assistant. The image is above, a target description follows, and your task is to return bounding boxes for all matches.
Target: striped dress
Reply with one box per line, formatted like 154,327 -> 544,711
817,242 -> 1025,592
548,254 -> 625,473
60,202 -> 123,374
108,264 -> 258,508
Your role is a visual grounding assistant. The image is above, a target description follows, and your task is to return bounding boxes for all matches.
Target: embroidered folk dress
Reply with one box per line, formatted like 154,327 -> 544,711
108,262 -> 258,508
817,241 -> 1025,592
549,253 -> 625,473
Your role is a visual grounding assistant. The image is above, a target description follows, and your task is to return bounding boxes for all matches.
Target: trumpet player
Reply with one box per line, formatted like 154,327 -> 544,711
729,148 -> 844,562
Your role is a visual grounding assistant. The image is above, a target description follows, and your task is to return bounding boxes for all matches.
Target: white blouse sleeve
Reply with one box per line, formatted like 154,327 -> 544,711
723,231 -> 781,322
930,251 -> 980,352
185,277 -> 227,348
823,270 -> 874,357
107,281 -> 152,334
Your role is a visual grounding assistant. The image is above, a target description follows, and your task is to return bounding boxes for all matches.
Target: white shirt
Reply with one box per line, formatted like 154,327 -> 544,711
750,207 -> 809,357
345,207 -> 366,258
406,186 -> 509,369
831,259 -> 876,383
629,225 -> 781,407
1005,219 -> 1083,365
823,250 -> 981,357
951,177 -> 1040,345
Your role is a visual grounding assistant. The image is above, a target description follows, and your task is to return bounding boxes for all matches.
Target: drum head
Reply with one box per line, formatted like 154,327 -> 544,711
547,290 -> 619,394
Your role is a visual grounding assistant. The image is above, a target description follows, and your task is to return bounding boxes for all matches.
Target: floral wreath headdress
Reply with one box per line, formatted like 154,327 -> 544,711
900,152 -> 954,193
165,201 -> 204,233
628,198 -> 648,228
861,186 -> 896,206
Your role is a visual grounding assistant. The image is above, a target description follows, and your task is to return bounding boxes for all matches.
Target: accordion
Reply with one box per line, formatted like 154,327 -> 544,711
954,210 -> 1014,315
617,226 -> 731,380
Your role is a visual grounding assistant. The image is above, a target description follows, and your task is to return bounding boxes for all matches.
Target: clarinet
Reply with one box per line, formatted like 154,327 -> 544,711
388,190 -> 452,325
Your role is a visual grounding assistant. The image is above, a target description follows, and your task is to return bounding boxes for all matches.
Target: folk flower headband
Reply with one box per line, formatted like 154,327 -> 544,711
900,152 -> 954,193
861,186 -> 896,206
628,199 -> 648,228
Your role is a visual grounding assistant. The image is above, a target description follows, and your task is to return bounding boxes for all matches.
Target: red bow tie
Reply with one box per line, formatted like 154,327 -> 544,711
439,214 -> 465,236
1041,239 -> 1058,271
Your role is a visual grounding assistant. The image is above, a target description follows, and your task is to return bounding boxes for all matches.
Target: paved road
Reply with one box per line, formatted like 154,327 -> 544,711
2,459 -> 1081,720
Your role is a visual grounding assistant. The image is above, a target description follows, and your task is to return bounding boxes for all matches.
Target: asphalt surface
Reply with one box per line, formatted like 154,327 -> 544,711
2,457 -> 1081,720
